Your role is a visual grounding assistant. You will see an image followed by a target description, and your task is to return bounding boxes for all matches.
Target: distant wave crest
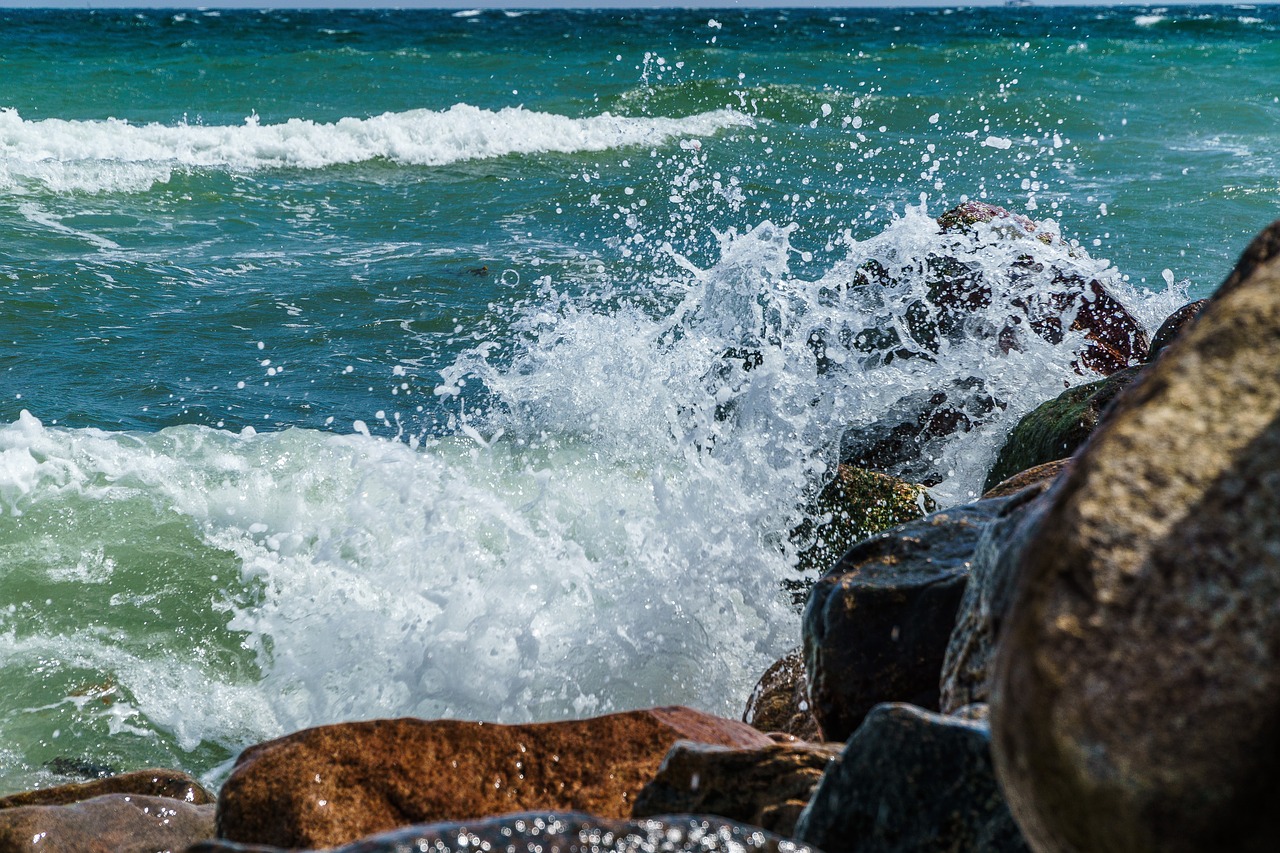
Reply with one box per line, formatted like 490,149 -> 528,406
0,105 -> 755,193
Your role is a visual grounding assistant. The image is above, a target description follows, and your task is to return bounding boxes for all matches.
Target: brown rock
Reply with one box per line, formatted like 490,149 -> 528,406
991,219 -> 1280,852
742,648 -> 820,741
215,707 -> 773,849
191,812 -> 820,853
0,768 -> 214,810
981,458 -> 1070,499
0,793 -> 215,853
632,740 -> 840,837
1146,298 -> 1207,361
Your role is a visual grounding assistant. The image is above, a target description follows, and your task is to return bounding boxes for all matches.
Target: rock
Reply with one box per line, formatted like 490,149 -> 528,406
0,768 -> 214,810
742,648 -> 821,741
802,498 -> 1012,742
940,482 -> 1052,713
991,219 -> 1280,852
632,740 -> 840,838
981,458 -> 1070,499
794,703 -> 1029,853
0,793 -> 215,853
983,364 -> 1141,491
215,707 -> 773,849
190,812 -> 820,853
791,465 -> 935,580
1146,298 -> 1207,360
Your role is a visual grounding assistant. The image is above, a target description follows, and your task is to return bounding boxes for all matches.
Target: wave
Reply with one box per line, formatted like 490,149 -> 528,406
0,105 -> 755,194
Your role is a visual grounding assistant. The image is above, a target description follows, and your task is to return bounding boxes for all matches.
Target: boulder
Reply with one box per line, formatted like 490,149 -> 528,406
803,498 -> 1012,742
983,364 -> 1141,491
794,703 -> 1029,853
1146,298 -> 1207,360
742,648 -> 821,741
215,707 -> 773,849
0,768 -> 214,810
632,740 -> 840,837
190,812 -> 820,853
940,482 -> 1052,713
791,465 -> 935,580
991,219 -> 1280,852
0,793 -> 215,853
981,458 -> 1069,499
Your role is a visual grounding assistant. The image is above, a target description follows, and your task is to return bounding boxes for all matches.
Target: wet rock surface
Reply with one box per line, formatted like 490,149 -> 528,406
0,768 -> 214,810
992,220 -> 1280,852
191,812 -> 820,853
632,740 -> 840,838
743,648 -> 821,741
1146,298 -> 1207,360
794,703 -> 1028,853
0,793 -> 215,853
802,498 -> 1011,741
215,707 -> 772,849
981,457 -> 1069,499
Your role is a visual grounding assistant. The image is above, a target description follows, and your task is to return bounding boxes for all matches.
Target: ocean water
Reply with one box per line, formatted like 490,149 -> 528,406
0,5 -> 1274,793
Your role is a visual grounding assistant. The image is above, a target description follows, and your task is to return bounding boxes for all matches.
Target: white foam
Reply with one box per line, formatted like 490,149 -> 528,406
0,105 -> 755,195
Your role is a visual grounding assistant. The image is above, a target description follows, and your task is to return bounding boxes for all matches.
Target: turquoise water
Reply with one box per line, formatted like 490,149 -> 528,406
0,5 -> 1274,792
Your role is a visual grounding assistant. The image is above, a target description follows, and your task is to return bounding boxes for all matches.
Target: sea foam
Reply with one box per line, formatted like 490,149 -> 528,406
0,105 -> 754,194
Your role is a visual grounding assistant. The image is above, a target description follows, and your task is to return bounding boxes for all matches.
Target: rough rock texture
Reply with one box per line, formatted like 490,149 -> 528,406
0,793 -> 215,853
791,465 -> 935,580
215,707 -> 773,849
632,740 -> 840,838
991,219 -> 1280,853
794,703 -> 1029,853
0,768 -> 214,810
1145,298 -> 1207,360
191,812 -> 820,853
803,499 -> 1011,742
940,483 -> 1051,713
983,364 -> 1140,491
981,458 -> 1070,499
742,648 -> 821,741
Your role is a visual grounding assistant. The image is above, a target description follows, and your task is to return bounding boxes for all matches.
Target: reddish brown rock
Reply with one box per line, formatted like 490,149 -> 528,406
743,648 -> 820,741
633,740 -> 839,837
0,768 -> 214,810
1146,298 -> 1207,361
215,707 -> 773,849
992,219 -> 1280,852
0,793 -> 215,852
981,458 -> 1070,500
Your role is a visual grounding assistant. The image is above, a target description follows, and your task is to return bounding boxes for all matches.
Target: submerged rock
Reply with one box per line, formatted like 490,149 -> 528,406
743,648 -> 821,741
0,768 -> 214,810
802,498 -> 1012,741
215,707 -> 772,849
992,220 -> 1280,852
191,812 -> 819,853
0,793 -> 215,853
794,703 -> 1028,853
983,364 -> 1140,491
633,740 -> 840,837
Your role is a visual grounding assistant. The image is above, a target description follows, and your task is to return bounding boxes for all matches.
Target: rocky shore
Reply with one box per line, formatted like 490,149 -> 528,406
4,206 -> 1274,853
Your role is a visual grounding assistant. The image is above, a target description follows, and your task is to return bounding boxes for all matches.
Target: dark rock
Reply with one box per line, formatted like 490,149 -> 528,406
190,812 -> 820,853
940,482 -> 1052,713
0,793 -> 215,853
838,377 -> 1006,485
633,740 -> 840,837
983,364 -> 1141,492
991,219 -> 1280,852
215,707 -> 773,849
802,498 -> 1013,742
981,458 -> 1070,499
1146,298 -> 1207,360
41,757 -> 116,779
794,703 -> 1029,853
0,768 -> 214,810
743,648 -> 821,741
791,465 -> 935,580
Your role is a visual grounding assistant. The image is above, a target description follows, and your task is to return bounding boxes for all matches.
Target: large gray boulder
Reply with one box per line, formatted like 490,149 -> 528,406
991,220 -> 1280,852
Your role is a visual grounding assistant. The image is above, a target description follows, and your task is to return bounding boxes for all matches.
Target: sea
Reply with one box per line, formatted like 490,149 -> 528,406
0,4 -> 1275,794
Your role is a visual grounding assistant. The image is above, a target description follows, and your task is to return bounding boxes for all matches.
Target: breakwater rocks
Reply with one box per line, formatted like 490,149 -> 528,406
3,211 -> 1274,853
